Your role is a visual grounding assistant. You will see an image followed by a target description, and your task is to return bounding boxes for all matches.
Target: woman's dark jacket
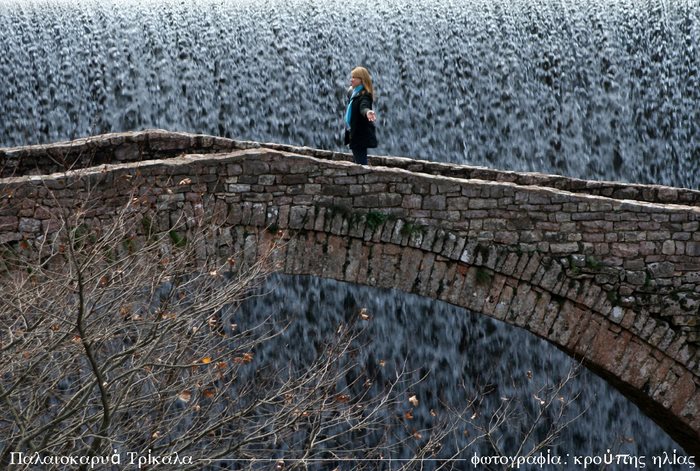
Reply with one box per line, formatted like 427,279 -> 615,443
345,90 -> 378,149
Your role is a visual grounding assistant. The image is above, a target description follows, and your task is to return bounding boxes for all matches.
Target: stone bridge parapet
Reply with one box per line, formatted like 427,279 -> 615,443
1,130 -> 699,453
2,129 -> 700,206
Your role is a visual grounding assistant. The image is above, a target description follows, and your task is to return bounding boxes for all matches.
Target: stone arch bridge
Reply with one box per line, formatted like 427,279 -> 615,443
1,130 -> 699,453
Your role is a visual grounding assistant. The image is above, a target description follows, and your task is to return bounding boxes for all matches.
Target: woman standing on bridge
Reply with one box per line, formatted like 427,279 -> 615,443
344,66 -> 378,165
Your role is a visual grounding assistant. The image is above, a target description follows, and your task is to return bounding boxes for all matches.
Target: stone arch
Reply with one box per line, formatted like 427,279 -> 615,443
232,221 -> 699,455
1,131 -> 698,453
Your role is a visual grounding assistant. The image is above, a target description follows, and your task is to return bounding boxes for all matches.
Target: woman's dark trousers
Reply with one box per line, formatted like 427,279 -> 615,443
352,147 -> 368,165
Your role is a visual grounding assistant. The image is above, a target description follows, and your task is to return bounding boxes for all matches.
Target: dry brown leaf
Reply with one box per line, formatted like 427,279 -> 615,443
412,430 -> 422,440
404,409 -> 414,420
202,388 -> 216,398
408,394 -> 419,407
179,178 -> 192,185
359,308 -> 370,320
335,394 -> 351,403
200,357 -> 213,364
430,409 -> 437,417
232,352 -> 254,364
178,391 -> 192,402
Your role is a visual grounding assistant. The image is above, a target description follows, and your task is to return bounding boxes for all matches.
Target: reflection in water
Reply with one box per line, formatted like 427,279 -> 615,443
1,0 -> 694,459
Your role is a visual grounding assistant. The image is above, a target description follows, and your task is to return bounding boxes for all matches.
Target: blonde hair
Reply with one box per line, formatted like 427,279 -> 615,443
351,66 -> 374,96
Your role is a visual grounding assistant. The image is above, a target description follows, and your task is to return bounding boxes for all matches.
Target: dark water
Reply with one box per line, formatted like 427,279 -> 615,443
1,0 -> 697,464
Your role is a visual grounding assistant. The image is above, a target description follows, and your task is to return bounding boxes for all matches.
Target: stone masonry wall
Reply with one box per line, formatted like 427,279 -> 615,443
2,143 -> 699,346
2,145 -> 699,341
2,130 -> 699,206
1,133 -> 699,451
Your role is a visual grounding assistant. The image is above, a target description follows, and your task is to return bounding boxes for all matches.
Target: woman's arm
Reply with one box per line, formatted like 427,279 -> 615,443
359,94 -> 377,122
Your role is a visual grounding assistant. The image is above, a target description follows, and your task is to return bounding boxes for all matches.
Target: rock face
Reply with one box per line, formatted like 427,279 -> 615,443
1,130 -> 699,453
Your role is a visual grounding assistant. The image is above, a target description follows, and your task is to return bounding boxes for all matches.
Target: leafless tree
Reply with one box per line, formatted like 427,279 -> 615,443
454,366 -> 586,470
0,182 -> 583,470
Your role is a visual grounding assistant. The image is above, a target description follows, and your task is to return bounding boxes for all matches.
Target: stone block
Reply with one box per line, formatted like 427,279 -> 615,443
549,242 -> 579,254
343,239 -> 363,282
323,236 -> 348,279
423,195 -> 446,210
447,197 -> 469,211
675,241 -> 686,255
420,227 -> 437,251
611,243 -> 640,258
625,271 -> 647,285
686,242 -> 700,257
510,284 -> 537,327
18,218 -> 41,233
348,184 -> 363,196
258,174 -> 276,185
396,248 -> 424,292
0,216 -> 18,231
379,193 -> 402,207
288,206 -> 308,229
427,260 -> 448,296
0,232 -> 21,244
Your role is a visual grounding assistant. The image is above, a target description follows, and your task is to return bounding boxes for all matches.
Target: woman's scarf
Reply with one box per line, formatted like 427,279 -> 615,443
344,85 -> 364,129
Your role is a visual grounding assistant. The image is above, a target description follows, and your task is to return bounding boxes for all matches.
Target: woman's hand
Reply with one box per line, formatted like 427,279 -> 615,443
366,110 -> 377,122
